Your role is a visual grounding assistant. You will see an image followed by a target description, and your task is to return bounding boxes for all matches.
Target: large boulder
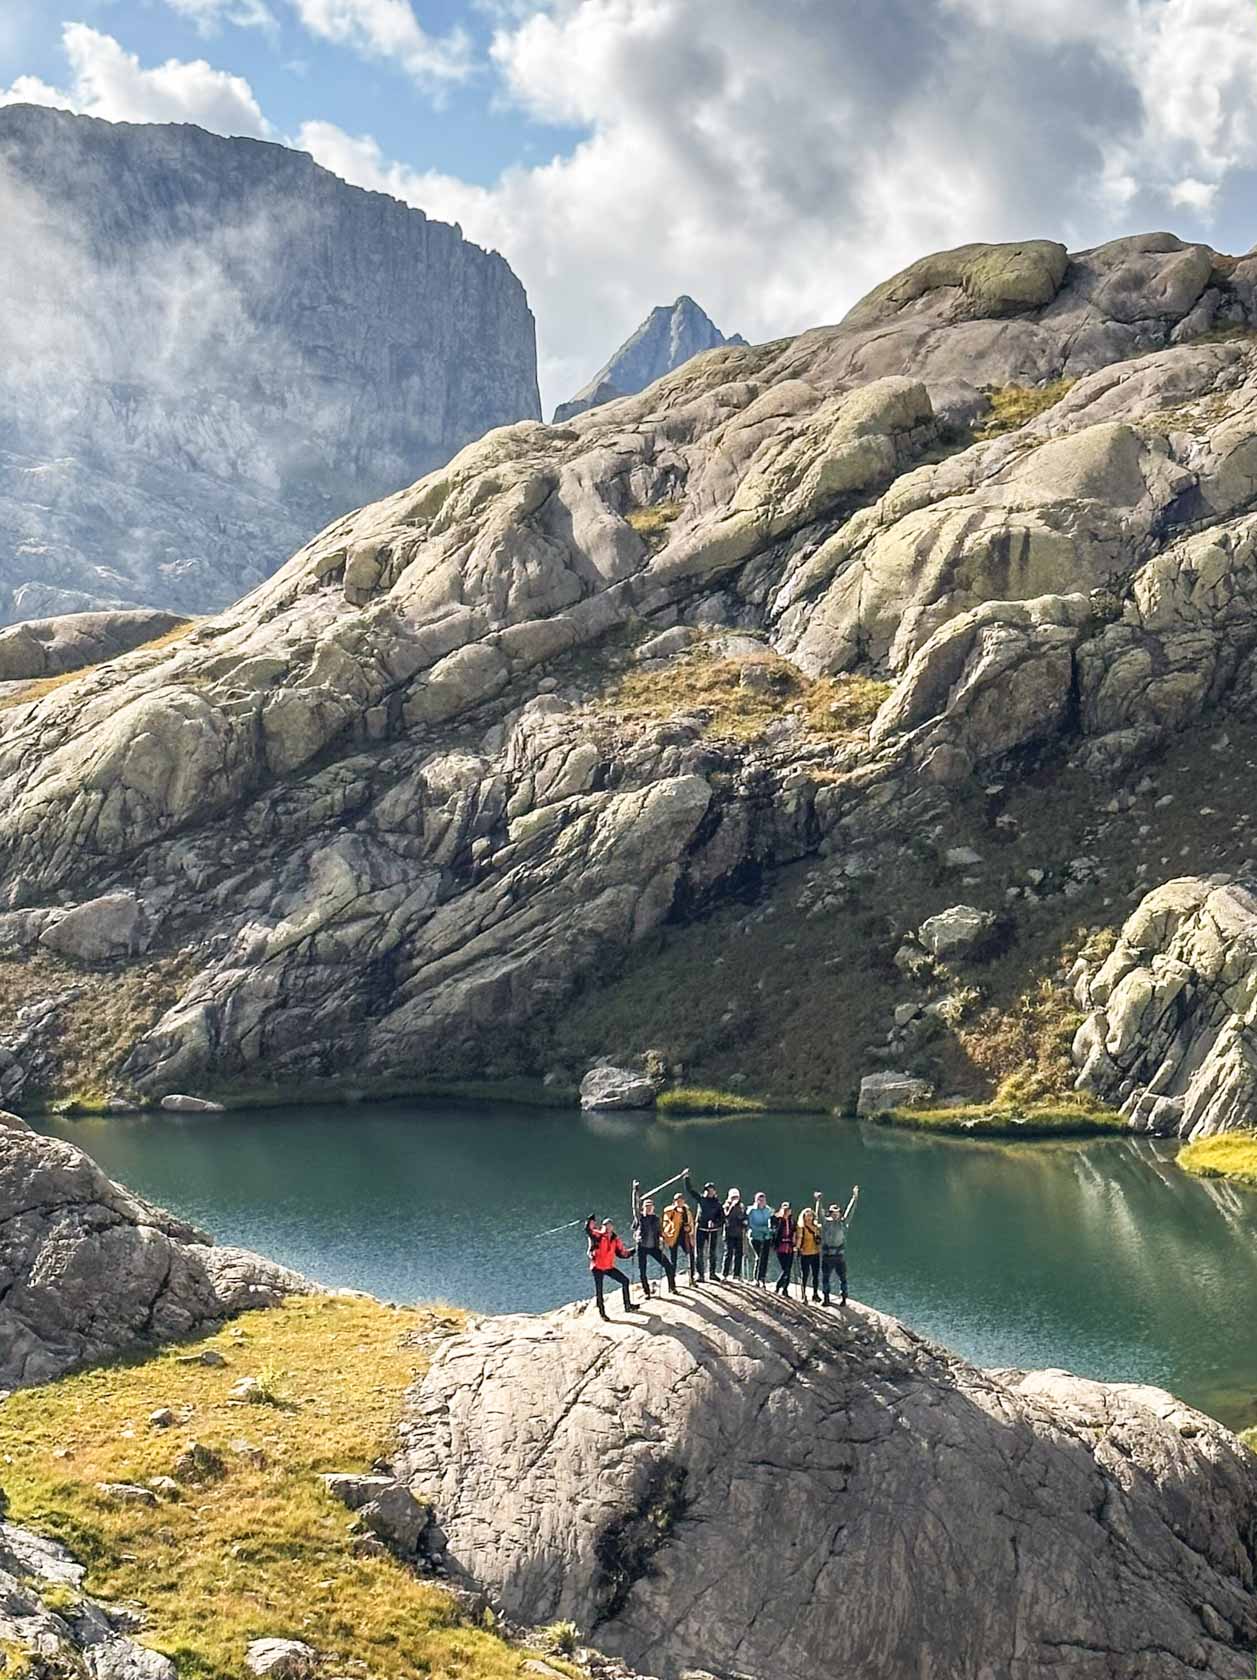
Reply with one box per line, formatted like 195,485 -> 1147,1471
918,904 -> 996,960
1072,875 -> 1257,1137
0,1127 -> 311,1389
396,1296 -> 1257,1680
856,1070 -> 933,1115
580,1066 -> 658,1112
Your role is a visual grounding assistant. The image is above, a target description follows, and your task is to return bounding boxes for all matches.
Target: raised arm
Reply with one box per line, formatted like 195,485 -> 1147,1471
632,1179 -> 642,1218
844,1185 -> 860,1222
683,1169 -> 699,1202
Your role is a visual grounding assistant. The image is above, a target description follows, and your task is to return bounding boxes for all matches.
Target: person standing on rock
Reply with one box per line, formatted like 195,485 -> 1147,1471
661,1191 -> 696,1284
821,1186 -> 859,1306
684,1170 -> 726,1283
722,1187 -> 749,1279
585,1216 -> 639,1319
632,1183 -> 677,1296
771,1200 -> 796,1295
797,1195 -> 823,1301
748,1192 -> 773,1285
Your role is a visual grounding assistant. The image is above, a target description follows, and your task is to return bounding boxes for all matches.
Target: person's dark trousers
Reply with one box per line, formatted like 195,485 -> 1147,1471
722,1236 -> 744,1277
668,1240 -> 694,1283
752,1238 -> 772,1284
638,1244 -> 677,1294
696,1228 -> 721,1280
593,1267 -> 633,1315
800,1252 -> 820,1299
774,1253 -> 794,1294
822,1247 -> 848,1303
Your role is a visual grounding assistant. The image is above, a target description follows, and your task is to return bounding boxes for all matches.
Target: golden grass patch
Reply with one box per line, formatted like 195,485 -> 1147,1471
1176,1130 -> 1257,1188
973,378 -> 1076,441
0,620 -> 199,713
0,1296 -> 546,1680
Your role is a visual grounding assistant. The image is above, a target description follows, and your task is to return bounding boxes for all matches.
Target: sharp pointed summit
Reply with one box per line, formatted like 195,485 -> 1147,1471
553,295 -> 745,422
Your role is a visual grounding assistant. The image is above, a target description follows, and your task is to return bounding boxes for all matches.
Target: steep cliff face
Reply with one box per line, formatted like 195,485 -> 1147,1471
553,295 -> 743,421
0,103 -> 541,622
3,234 -> 1257,1134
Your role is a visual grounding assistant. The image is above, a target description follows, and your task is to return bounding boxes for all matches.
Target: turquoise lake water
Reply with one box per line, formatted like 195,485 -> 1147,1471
37,1103 -> 1257,1430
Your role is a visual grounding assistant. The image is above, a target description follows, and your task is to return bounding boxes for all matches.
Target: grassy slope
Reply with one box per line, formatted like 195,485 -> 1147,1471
0,1298 -> 548,1680
549,714 -> 1257,1112
1177,1131 -> 1257,1187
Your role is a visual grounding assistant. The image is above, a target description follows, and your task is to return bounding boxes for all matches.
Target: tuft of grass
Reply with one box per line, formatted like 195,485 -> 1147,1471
601,649 -> 890,744
0,1296 -> 544,1680
874,1098 -> 1124,1138
1241,1426 -> 1257,1454
540,1622 -> 580,1657
656,1086 -> 769,1116
956,975 -> 1084,1104
1176,1130 -> 1257,1188
624,501 -> 683,545
973,378 -> 1076,441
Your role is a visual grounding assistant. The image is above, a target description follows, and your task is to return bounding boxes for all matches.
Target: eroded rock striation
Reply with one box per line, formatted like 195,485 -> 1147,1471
2,232 -> 1257,1126
397,1293 -> 1257,1680
0,1126 -> 309,1389
1074,876 -> 1257,1136
0,103 -> 541,621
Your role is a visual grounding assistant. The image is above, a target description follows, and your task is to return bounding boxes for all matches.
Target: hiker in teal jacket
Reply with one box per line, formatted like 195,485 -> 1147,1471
747,1192 -> 773,1286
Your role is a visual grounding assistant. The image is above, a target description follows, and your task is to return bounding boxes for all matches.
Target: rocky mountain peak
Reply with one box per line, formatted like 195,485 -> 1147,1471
553,292 -> 743,421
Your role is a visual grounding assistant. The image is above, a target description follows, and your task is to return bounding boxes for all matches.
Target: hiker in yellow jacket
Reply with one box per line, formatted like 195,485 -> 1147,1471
796,1194 -> 823,1302
660,1192 -> 696,1285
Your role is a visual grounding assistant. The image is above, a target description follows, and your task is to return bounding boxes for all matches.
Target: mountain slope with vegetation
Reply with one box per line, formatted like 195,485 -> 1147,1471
3,233 -> 1257,1136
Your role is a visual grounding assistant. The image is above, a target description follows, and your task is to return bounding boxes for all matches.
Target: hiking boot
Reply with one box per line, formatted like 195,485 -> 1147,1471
597,1306 -> 609,1320
823,1295 -> 831,1306
812,1293 -> 821,1302
625,1302 -> 640,1312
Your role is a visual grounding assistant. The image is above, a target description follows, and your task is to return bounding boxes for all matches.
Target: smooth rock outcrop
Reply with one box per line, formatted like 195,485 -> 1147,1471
579,1066 -> 658,1112
0,232 -> 1256,1100
918,903 -> 996,960
1073,875 -> 1257,1136
0,1127 -> 310,1389
0,609 -> 187,682
397,1295 -> 1257,1679
0,103 -> 540,621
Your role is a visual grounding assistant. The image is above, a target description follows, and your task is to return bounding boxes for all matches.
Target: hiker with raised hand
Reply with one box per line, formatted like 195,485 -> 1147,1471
661,1189 -> 696,1284
796,1192 -> 823,1302
585,1214 -> 639,1319
632,1180 -> 677,1297
684,1168 -> 726,1284
722,1187 -> 750,1279
748,1191 -> 773,1286
822,1185 -> 860,1306
771,1199 -> 796,1296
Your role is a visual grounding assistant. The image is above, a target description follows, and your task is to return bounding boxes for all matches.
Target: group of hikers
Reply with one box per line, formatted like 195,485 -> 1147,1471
583,1168 -> 859,1319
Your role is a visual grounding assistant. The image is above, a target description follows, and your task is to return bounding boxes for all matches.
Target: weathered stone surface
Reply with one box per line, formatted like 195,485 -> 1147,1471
0,610 -> 187,682
0,230 -> 1255,1101
856,1070 -> 932,1114
245,1639 -> 320,1679
40,892 -> 150,962
918,904 -> 996,960
0,104 -> 540,622
160,1094 -> 225,1113
1073,875 -> 1257,1137
579,1066 -> 658,1112
397,1296 -> 1257,1680
0,1127 -> 310,1390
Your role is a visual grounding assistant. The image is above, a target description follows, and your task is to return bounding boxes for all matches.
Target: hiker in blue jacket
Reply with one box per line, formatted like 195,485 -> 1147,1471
747,1191 -> 773,1286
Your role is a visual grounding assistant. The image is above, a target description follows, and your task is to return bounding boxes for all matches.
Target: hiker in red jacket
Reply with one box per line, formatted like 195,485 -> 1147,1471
585,1216 -> 640,1319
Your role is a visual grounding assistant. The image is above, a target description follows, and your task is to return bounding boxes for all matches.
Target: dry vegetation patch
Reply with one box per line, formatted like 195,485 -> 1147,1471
1177,1130 -> 1257,1187
0,620 -> 199,714
601,647 -> 891,743
973,378 -> 1076,440
0,1297 -> 546,1680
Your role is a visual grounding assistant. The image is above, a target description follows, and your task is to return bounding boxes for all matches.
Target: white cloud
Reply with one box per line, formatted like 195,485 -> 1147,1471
0,23 -> 272,136
290,0 -> 473,86
164,0 -> 279,35
302,0 -> 1257,414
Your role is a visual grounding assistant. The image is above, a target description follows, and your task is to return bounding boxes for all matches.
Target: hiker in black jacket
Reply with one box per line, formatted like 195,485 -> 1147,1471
684,1168 -> 725,1283
632,1181 -> 677,1296
722,1187 -> 750,1278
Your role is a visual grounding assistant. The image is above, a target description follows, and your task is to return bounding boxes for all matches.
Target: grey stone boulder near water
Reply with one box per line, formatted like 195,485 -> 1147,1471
0,103 -> 541,621
0,1126 -> 310,1389
579,1065 -> 659,1111
396,1295 -> 1257,1680
8,231 -> 1257,1114
856,1069 -> 932,1114
1072,874 -> 1257,1137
